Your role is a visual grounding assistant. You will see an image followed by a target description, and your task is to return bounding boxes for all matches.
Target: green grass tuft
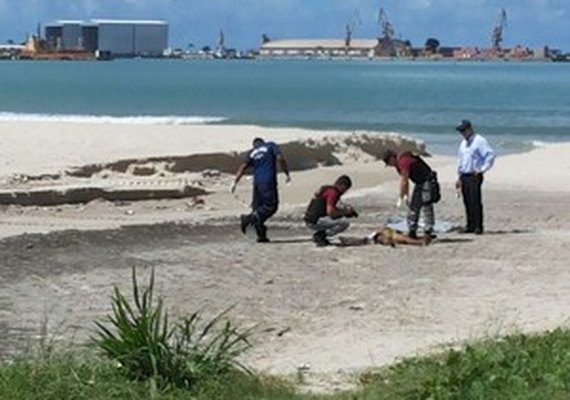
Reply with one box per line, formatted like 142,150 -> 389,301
92,267 -> 251,391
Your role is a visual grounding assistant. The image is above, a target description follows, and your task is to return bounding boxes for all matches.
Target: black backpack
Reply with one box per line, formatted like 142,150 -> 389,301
410,154 -> 441,204
429,171 -> 441,204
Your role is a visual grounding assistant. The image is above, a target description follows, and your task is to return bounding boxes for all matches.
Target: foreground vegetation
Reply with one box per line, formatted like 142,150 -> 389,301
2,268 -> 570,399
358,328 -> 570,400
4,329 -> 570,399
0,355 -> 301,400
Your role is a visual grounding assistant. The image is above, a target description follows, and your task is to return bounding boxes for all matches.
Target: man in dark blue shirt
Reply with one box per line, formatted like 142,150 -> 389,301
231,138 -> 291,242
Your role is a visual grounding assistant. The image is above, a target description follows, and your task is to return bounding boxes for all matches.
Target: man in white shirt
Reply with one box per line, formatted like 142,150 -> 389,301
455,120 -> 496,234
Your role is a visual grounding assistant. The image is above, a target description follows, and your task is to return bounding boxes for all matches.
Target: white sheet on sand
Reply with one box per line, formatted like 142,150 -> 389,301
385,215 -> 457,234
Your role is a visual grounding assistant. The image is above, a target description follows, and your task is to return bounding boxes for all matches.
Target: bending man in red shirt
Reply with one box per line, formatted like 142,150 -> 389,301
304,175 -> 358,247
383,150 -> 439,239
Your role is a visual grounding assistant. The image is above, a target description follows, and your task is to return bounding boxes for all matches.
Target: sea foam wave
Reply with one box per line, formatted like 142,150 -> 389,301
0,112 -> 227,125
530,140 -> 549,148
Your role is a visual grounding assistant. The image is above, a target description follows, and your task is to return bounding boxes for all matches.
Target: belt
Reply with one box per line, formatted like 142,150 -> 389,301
460,173 -> 476,177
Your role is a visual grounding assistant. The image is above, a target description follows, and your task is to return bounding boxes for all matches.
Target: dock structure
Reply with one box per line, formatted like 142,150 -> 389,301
0,44 -> 25,59
259,7 -> 411,59
259,37 -> 414,59
260,39 -> 379,58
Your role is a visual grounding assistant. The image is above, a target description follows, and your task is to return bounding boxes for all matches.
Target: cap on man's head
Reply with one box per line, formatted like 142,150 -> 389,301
456,119 -> 472,132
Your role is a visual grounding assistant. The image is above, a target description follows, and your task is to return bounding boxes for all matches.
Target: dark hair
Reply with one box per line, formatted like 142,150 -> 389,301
382,150 -> 397,164
335,175 -> 352,189
252,137 -> 265,146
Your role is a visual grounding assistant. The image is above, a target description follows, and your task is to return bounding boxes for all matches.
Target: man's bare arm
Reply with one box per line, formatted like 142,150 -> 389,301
234,163 -> 248,184
230,163 -> 248,193
277,155 -> 291,181
399,173 -> 410,200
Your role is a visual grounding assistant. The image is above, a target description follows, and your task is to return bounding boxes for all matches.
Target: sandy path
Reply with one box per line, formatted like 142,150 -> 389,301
1,184 -> 569,392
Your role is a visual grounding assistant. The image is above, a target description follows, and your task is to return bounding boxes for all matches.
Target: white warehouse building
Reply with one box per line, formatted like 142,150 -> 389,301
45,19 -> 168,57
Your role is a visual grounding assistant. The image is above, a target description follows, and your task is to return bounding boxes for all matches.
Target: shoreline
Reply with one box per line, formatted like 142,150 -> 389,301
0,120 -> 565,175
3,55 -> 568,62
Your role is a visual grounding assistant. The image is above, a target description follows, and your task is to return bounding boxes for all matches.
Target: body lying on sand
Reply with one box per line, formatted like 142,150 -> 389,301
231,119 -> 496,247
338,227 -> 432,247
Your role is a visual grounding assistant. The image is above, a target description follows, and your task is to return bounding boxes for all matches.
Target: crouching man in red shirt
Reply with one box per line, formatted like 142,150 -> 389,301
304,175 -> 358,247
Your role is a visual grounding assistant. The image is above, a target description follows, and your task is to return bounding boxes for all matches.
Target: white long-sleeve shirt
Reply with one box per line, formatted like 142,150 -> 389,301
457,133 -> 496,176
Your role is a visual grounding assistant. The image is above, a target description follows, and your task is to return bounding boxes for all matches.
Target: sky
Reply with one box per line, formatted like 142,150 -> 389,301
0,0 -> 568,51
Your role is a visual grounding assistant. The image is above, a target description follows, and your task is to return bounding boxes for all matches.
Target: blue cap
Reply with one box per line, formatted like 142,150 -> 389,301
456,119 -> 472,132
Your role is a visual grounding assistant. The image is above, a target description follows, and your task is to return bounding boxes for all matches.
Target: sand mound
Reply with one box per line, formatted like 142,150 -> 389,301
66,133 -> 427,179
0,182 -> 207,207
0,132 -> 425,207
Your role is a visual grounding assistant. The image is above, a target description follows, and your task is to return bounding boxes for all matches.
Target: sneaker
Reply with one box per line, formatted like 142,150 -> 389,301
313,232 -> 330,247
256,236 -> 270,243
425,231 -> 438,240
474,228 -> 484,235
240,214 -> 250,234
458,227 -> 475,234
408,230 -> 418,239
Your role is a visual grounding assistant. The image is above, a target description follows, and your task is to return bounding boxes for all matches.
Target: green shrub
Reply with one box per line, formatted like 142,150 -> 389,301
93,267 -> 251,390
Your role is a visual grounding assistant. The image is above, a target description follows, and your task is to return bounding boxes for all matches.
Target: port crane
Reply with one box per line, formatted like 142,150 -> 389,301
378,7 -> 395,41
491,8 -> 508,50
214,29 -> 227,58
377,7 -> 396,56
344,9 -> 361,48
218,29 -> 225,51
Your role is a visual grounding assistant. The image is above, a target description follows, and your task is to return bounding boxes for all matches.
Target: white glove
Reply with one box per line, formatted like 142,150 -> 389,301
396,195 -> 408,209
285,174 -> 292,185
366,232 -> 377,243
229,181 -> 237,194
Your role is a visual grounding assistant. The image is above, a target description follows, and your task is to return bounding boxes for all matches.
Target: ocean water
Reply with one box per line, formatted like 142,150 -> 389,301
0,59 -> 569,154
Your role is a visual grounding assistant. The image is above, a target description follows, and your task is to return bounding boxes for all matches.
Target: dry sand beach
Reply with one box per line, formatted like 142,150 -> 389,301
0,121 -> 569,391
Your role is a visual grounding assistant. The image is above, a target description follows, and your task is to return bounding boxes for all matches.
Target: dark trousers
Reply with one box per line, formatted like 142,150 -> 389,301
408,180 -> 435,234
250,181 -> 278,238
460,174 -> 484,231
